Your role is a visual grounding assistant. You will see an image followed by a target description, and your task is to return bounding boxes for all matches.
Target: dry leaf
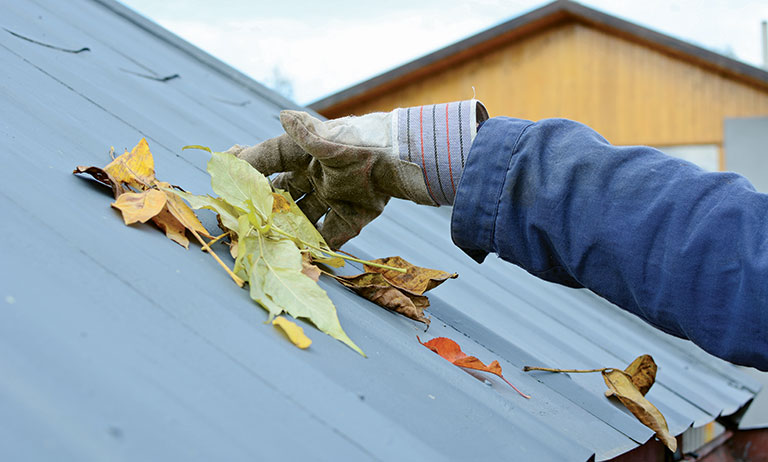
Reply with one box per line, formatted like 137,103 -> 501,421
72,165 -> 126,198
364,256 -> 457,295
151,206 -> 190,248
76,140 -> 213,249
523,355 -> 673,452
163,189 -> 211,238
602,369 -> 677,452
272,316 -> 312,349
606,354 -> 657,398
271,192 -> 290,213
419,337 -> 529,398
228,237 -> 239,259
301,253 -> 321,282
104,138 -> 156,189
336,272 -> 430,325
111,189 -> 167,225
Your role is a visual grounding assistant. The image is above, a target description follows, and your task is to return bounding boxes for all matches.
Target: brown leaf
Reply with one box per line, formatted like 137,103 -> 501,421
73,166 -> 126,198
151,206 -> 190,248
602,369 -> 677,452
336,272 -> 430,325
363,256 -> 457,295
111,189 -> 167,225
301,253 -> 321,282
606,355 -> 657,398
104,138 -> 156,190
418,337 -> 530,398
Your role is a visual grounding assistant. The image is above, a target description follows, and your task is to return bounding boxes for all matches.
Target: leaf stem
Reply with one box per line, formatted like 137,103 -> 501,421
190,225 -> 244,287
497,374 -> 531,399
270,225 -> 407,273
523,366 -> 607,374
164,196 -> 244,287
201,232 -> 229,252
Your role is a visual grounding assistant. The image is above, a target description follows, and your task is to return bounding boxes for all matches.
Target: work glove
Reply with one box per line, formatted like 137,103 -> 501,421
229,99 -> 488,249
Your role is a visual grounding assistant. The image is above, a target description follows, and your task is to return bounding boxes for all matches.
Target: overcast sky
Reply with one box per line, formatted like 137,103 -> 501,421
119,0 -> 768,105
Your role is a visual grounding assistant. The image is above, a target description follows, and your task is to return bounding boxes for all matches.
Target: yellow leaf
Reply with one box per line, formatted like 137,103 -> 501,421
606,354 -> 657,398
271,192 -> 291,213
104,138 -> 156,190
602,369 -> 677,452
111,189 -> 167,225
272,316 -> 312,349
163,189 -> 211,238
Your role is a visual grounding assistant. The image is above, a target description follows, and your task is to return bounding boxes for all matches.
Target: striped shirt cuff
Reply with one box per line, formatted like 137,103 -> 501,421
394,100 -> 489,205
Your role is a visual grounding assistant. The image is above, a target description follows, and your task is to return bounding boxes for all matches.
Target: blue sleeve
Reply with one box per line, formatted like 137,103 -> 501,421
451,117 -> 768,370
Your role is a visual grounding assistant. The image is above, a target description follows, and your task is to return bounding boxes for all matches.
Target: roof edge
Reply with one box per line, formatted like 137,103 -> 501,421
309,0 -> 768,114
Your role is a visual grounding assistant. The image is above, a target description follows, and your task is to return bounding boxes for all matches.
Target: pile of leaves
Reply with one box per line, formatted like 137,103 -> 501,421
73,139 -> 211,248
74,139 -> 458,356
524,355 -> 677,452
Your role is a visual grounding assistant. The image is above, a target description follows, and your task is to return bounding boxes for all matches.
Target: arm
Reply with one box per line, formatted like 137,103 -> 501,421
452,117 -> 768,370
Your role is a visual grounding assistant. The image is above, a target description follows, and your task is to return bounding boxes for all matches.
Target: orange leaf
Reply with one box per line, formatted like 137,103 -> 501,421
419,336 -> 466,362
418,337 -> 530,398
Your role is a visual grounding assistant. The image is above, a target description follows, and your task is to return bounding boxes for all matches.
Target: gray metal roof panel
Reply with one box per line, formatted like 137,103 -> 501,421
0,1 -> 761,461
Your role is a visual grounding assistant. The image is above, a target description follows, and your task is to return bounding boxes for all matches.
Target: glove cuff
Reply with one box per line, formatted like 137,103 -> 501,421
393,99 -> 488,205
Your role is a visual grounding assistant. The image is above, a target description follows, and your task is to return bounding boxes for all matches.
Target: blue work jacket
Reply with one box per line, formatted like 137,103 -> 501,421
452,117 -> 768,371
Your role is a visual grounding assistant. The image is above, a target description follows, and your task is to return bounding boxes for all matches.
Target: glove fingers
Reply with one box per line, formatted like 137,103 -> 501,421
280,111 -> 369,167
320,205 -> 383,250
296,192 -> 329,225
272,171 -> 313,200
234,133 -> 311,175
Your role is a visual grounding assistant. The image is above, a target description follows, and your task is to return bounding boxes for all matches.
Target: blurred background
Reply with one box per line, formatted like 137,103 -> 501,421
118,1 -> 768,105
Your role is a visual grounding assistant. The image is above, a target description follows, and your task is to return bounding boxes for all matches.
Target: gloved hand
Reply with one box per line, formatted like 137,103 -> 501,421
229,100 -> 487,249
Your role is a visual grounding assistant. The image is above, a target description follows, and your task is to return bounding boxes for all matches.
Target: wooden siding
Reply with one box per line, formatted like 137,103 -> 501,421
322,22 -> 768,149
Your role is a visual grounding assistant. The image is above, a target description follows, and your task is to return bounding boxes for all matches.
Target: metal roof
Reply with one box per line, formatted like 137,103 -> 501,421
309,0 -> 768,113
0,0 -> 762,461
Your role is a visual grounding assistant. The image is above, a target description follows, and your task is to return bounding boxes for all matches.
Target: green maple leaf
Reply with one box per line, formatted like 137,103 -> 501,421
271,190 -> 343,268
207,151 -> 273,218
251,233 -> 363,356
171,191 -> 239,232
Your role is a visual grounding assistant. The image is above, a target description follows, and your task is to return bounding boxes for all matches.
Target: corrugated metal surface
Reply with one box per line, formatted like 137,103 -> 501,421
0,1 -> 761,460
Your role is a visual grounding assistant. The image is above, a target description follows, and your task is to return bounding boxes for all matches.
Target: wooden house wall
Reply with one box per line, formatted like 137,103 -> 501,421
322,22 -> 768,165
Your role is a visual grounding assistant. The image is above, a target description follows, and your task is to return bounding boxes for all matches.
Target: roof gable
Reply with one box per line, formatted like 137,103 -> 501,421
310,0 -> 768,113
